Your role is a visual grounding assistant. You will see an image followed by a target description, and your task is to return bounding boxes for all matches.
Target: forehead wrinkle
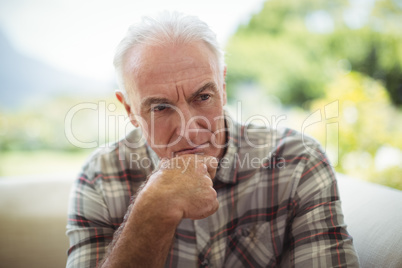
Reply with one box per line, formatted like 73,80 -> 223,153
138,64 -> 212,85
138,80 -> 218,113
140,96 -> 173,111
125,42 -> 220,83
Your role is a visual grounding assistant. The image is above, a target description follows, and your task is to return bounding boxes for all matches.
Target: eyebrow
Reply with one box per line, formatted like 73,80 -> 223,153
189,82 -> 218,101
140,81 -> 218,111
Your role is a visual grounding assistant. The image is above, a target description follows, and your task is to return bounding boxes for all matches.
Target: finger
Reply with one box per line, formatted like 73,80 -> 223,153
204,156 -> 218,179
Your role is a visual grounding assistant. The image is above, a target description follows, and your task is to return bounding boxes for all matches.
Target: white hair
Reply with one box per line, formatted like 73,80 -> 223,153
113,11 -> 225,100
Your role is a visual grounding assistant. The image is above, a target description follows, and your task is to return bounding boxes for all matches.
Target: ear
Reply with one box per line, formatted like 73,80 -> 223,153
222,66 -> 227,106
115,91 -> 139,128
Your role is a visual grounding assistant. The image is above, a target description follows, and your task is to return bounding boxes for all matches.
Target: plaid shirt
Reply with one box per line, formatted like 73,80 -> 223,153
66,114 -> 360,267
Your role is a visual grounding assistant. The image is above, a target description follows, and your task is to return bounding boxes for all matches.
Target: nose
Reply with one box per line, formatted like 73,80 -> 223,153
175,104 -> 200,144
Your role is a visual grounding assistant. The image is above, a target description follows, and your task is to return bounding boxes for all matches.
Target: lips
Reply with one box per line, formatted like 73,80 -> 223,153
174,143 -> 209,156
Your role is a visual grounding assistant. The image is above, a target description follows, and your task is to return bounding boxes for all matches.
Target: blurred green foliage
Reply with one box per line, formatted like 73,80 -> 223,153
0,98 -> 76,152
226,0 -> 402,106
0,96 -> 130,177
226,0 -> 402,189
308,72 -> 402,189
0,96 -> 128,152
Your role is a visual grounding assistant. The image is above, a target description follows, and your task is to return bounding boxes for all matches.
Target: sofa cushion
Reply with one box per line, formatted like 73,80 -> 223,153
0,177 -> 72,268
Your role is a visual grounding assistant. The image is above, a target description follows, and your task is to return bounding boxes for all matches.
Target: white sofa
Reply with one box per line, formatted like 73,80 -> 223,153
0,173 -> 401,268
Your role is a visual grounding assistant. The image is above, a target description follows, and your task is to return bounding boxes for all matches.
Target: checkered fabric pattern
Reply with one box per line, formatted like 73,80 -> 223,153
66,113 -> 360,267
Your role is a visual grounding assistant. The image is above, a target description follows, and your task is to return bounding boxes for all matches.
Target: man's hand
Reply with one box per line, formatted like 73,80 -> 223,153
99,154 -> 219,268
140,154 -> 219,221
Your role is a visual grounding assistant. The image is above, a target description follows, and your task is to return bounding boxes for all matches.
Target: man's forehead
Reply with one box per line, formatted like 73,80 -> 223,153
122,42 -> 220,97
144,59 -> 210,77
123,42 -> 217,78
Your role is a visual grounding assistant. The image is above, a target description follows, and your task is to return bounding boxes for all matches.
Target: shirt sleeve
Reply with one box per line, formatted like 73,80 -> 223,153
66,172 -> 115,268
281,145 -> 360,267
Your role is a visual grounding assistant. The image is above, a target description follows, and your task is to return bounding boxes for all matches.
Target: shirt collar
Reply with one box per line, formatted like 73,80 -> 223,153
214,110 -> 240,184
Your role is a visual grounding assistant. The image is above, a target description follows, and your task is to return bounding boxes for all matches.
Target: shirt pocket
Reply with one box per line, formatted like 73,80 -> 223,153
223,222 -> 276,268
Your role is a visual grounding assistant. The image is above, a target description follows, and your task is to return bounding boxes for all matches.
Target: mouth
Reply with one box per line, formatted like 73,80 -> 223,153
174,143 -> 209,156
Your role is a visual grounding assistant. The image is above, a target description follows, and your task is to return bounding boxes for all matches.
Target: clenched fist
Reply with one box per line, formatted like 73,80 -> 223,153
139,154 -> 219,222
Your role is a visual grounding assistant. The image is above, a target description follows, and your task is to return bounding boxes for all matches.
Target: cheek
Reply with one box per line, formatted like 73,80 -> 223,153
141,118 -> 174,143
209,109 -> 225,128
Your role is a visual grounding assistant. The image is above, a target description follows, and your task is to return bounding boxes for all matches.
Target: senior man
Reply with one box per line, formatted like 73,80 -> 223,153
66,12 -> 359,267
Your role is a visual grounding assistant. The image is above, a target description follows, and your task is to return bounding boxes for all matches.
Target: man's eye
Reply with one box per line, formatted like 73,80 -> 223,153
199,94 -> 210,101
151,104 -> 168,112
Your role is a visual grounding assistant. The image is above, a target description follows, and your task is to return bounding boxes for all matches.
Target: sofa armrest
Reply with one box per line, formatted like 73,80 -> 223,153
337,173 -> 402,268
